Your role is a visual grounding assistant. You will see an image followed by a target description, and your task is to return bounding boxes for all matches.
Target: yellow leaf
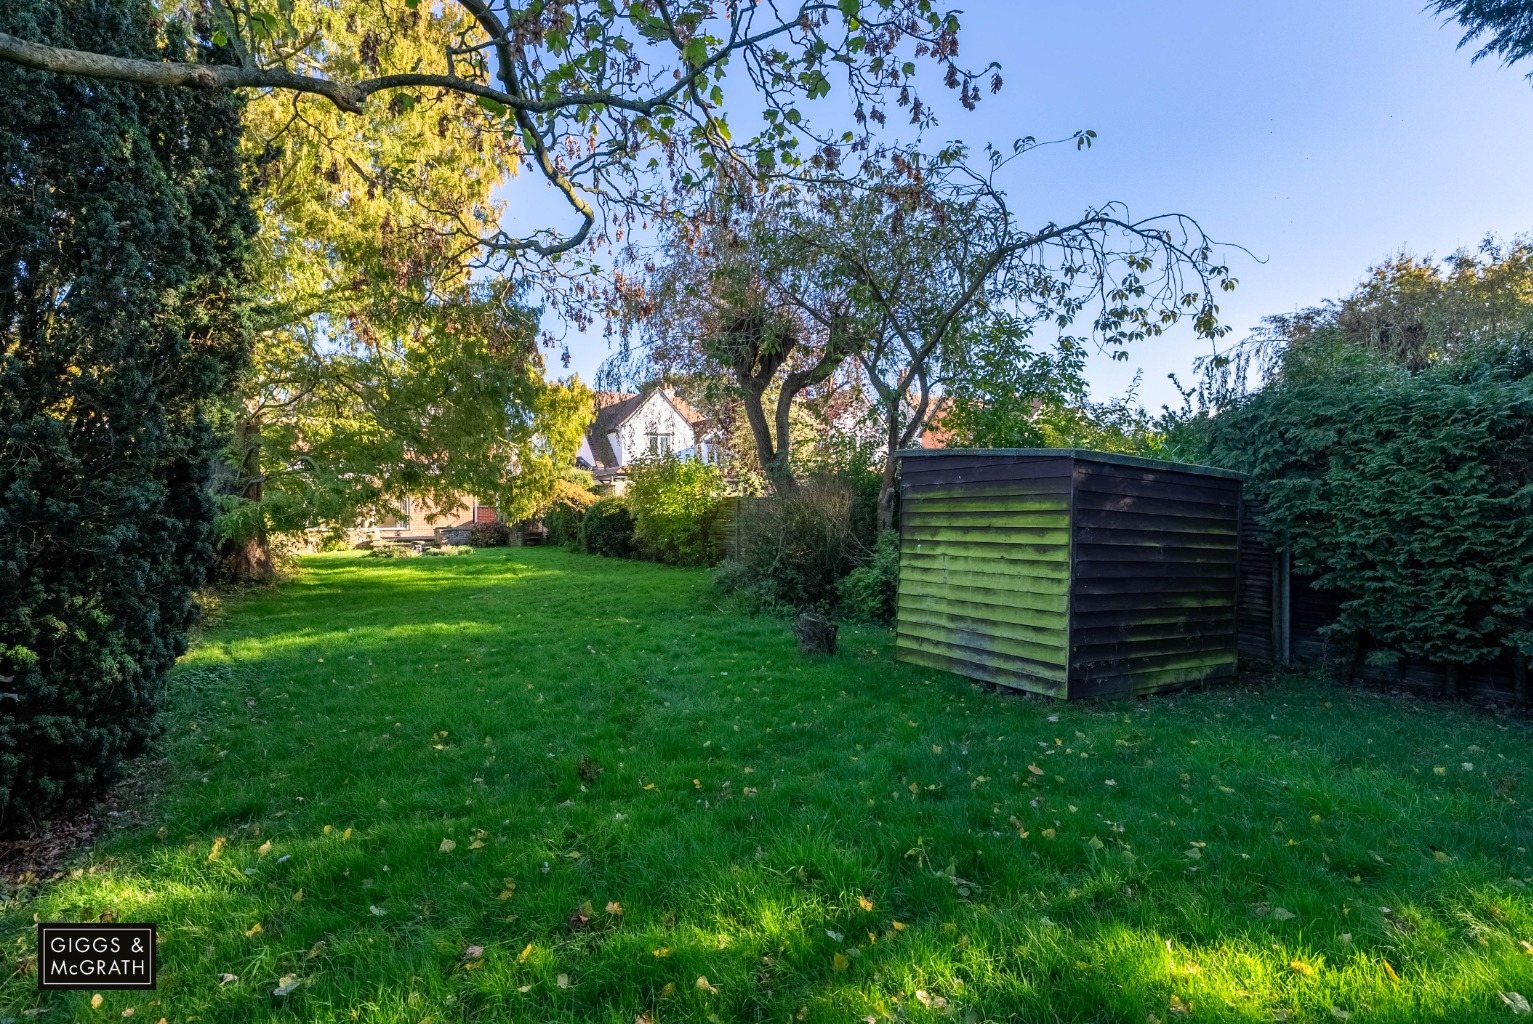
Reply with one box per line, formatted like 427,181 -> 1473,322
323,824 -> 333,834
643,783 -> 656,791
606,901 -> 624,916
1028,764 -> 1045,776
653,947 -> 671,958
832,952 -> 849,972
891,921 -> 906,931
246,922 -> 263,937
292,889 -> 303,902
932,744 -> 942,754
517,984 -> 532,993
1382,960 -> 1400,982
1433,766 -> 1446,776
92,995 -> 104,1009
257,841 -> 272,857
1290,959 -> 1314,977
519,943 -> 533,962
1042,828 -> 1057,839
342,828 -> 352,840
568,851 -> 581,859
908,782 -> 919,794
439,839 -> 457,853
660,982 -> 676,998
858,895 -> 874,911
468,839 -> 485,850
1433,849 -> 1451,863
1087,837 -> 1105,851
208,837 -> 226,862
498,889 -> 516,901
696,975 -> 719,995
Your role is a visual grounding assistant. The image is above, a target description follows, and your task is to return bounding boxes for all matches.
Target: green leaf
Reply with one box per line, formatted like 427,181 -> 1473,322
211,29 -> 228,46
477,95 -> 508,117
684,38 -> 708,67
838,0 -> 860,17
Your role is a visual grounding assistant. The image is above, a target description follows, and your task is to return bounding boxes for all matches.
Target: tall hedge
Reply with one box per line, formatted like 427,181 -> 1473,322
0,0 -> 253,827
1200,335 -> 1533,672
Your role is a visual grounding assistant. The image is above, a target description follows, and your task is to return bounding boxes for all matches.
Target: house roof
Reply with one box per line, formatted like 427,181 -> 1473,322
584,388 -> 706,470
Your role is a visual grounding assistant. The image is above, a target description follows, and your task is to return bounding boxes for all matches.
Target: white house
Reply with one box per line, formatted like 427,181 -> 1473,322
576,387 -> 713,492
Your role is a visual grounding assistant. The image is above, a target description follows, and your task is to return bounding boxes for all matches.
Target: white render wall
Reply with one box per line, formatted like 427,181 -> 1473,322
610,391 -> 700,466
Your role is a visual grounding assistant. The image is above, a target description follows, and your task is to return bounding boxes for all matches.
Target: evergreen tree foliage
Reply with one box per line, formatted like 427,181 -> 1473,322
0,0 -> 252,826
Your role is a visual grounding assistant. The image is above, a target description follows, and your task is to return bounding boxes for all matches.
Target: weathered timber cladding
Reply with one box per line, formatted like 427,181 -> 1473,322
897,454 -> 1072,695
895,449 -> 1244,699
1068,460 -> 1241,698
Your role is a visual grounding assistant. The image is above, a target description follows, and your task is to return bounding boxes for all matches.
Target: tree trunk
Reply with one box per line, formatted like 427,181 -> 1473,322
1514,652 -> 1529,706
211,412 -> 276,584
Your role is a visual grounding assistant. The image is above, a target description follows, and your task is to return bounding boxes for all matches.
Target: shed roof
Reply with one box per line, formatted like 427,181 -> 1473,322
894,447 -> 1247,482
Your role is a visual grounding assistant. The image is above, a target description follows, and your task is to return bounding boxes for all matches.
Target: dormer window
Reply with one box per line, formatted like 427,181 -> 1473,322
647,427 -> 673,455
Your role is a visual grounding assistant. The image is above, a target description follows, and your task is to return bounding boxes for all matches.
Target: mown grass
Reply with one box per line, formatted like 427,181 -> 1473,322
3,547 -> 1531,1023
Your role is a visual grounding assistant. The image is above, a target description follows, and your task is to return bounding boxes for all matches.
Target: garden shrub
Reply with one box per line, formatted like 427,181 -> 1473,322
467,522 -> 512,547
715,478 -> 863,612
1200,334 -> 1533,672
626,456 -> 726,565
542,479 -> 599,547
0,0 -> 253,827
580,497 -> 636,558
838,530 -> 901,624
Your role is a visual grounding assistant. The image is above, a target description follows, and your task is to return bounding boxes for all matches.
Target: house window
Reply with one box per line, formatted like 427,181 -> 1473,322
647,428 -> 673,455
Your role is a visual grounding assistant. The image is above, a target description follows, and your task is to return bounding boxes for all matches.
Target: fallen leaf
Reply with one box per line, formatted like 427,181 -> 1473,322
245,923 -> 263,937
464,945 -> 484,959
859,895 -> 874,911
833,952 -> 849,972
1272,907 -> 1296,921
891,921 -> 906,932
92,995 -> 104,1009
519,943 -> 533,962
653,947 -> 671,958
1168,994 -> 1191,1017
1501,991 -> 1531,1015
1028,764 -> 1045,776
439,839 -> 457,853
517,984 -> 532,993
1290,959 -> 1314,976
1433,766 -> 1447,776
568,901 -> 593,930
208,837 -> 226,862
273,974 -> 300,997
660,982 -> 676,998
292,889 -> 303,902
1382,960 -> 1400,982
217,973 -> 237,985
257,841 -> 272,857
305,941 -> 325,960
556,973 -> 570,989
468,839 -> 485,850
606,901 -> 624,916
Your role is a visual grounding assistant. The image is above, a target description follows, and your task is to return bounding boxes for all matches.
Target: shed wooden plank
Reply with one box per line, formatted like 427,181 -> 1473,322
895,644 -> 1067,696
895,631 -> 1069,680
898,619 -> 1069,670
903,511 -> 1073,530
898,591 -> 1070,633
900,563 -> 1072,595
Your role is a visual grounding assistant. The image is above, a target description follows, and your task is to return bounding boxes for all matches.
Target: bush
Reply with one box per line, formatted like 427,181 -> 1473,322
580,497 -> 636,558
542,479 -> 600,547
626,456 -> 726,565
1200,334 -> 1533,671
838,530 -> 901,624
0,1 -> 253,827
717,479 -> 864,612
467,522 -> 512,548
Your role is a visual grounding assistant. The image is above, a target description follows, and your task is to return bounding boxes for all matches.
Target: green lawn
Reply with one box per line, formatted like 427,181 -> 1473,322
4,548 -> 1531,1023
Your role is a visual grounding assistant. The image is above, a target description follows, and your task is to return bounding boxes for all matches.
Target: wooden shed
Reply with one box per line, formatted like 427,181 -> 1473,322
895,449 -> 1246,700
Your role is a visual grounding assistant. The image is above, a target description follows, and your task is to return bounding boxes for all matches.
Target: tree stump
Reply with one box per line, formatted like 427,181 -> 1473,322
794,612 -> 838,655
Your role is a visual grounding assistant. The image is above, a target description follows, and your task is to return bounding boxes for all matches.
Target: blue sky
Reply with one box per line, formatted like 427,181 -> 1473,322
552,0 -> 1533,411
